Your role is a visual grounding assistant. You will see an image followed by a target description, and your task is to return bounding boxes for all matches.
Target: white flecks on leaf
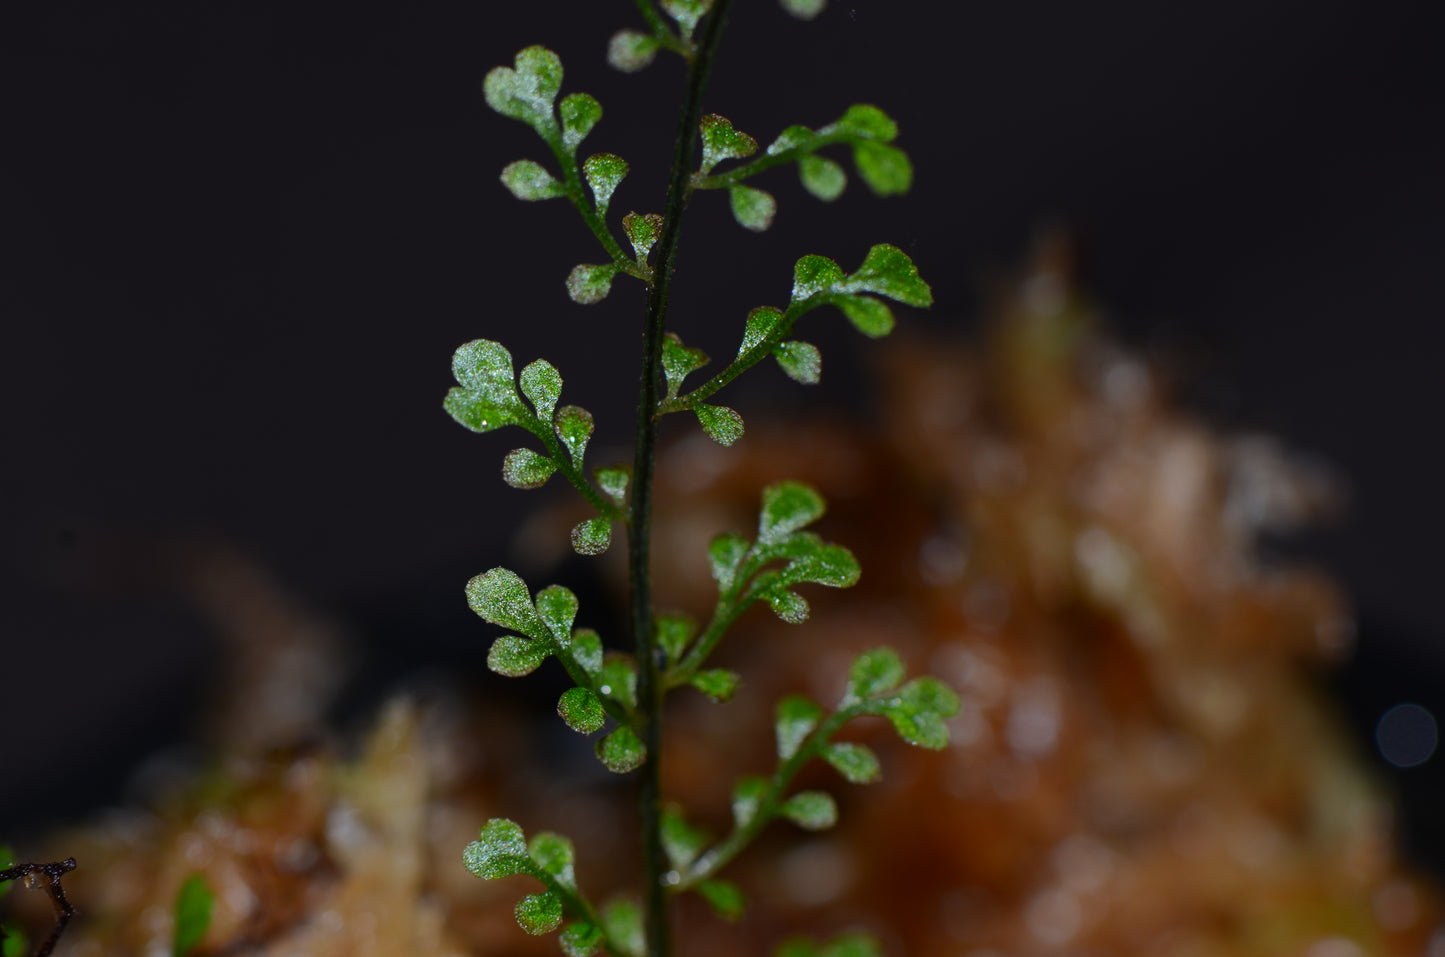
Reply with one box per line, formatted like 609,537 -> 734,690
767,124 -> 817,156
661,332 -> 710,399
767,588 -> 811,623
501,448 -> 557,489
571,516 -> 612,556
780,790 -> 837,830
582,153 -> 629,216
688,668 -> 741,702
654,614 -> 696,663
533,584 -> 578,645
758,481 -> 827,544
514,891 -> 564,935
662,0 -> 712,39
466,568 -> 547,638
483,46 -> 563,133
623,211 -> 663,261
594,465 -> 630,505
836,295 -> 896,338
852,140 -> 912,196
845,647 -> 906,702
595,725 -> 646,773
739,306 -> 782,357
566,263 -> 617,305
731,776 -> 769,827
463,818 -> 530,879
560,922 -> 605,957
822,742 -> 882,784
729,185 -> 776,232
500,160 -> 564,200
791,255 -> 846,302
519,359 -> 563,420
798,154 -> 846,201
607,30 -> 659,73
775,693 -> 823,759
774,340 -> 821,384
553,404 -> 595,466
451,339 -> 522,408
779,0 -> 826,20
570,628 -> 604,676
559,92 -> 602,154
557,687 -> 606,735
696,879 -> 745,922
487,635 -> 551,677
660,807 -> 710,870
699,114 -> 758,174
829,104 -> 898,142
694,403 -> 744,446
707,533 -> 749,591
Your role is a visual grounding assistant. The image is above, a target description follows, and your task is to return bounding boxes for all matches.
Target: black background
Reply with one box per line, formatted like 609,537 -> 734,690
3,0 -> 1443,864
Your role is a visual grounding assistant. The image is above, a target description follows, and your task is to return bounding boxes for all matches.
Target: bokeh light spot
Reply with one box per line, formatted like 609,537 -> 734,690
1376,703 -> 1438,768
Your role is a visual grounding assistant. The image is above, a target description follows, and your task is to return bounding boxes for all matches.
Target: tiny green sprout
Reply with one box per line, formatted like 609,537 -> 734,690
654,614 -> 697,664
559,687 -> 607,735
172,873 -> 215,957
729,185 -> 776,231
797,154 -> 846,200
660,807 -> 710,870
696,879 -> 745,921
501,160 -> 564,200
699,114 -> 758,174
571,516 -> 613,556
693,403 -> 745,446
662,0 -> 712,40
780,791 -> 837,831
688,668 -> 741,702
583,153 -> 630,216
560,94 -> 603,154
601,899 -> 644,957
822,742 -> 882,784
775,695 -> 823,760
779,0 -> 827,20
464,818 -> 530,880
484,46 -> 563,134
568,263 -> 620,304
516,892 -> 564,935
608,30 -> 659,72
455,6 -> 952,955
597,725 -> 647,774
502,448 -> 557,489
561,921 -> 606,956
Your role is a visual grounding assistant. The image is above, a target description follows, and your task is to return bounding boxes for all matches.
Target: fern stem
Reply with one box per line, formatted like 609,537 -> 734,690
629,3 -> 733,956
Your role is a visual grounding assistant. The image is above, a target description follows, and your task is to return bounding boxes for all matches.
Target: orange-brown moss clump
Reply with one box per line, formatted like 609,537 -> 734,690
16,242 -> 1437,956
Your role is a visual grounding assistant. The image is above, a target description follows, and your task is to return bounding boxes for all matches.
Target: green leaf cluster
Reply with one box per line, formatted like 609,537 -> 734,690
467,568 -> 646,774
657,245 -> 930,445
444,338 -> 626,554
464,819 -> 626,951
692,103 -> 913,232
172,873 -> 215,957
659,481 -> 859,697
458,10 -> 955,955
485,45 -> 667,301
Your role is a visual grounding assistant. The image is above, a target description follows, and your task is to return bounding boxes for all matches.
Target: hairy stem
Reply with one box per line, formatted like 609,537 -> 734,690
628,3 -> 733,956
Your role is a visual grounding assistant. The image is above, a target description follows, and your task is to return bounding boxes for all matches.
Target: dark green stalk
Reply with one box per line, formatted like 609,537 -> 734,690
628,3 -> 733,956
